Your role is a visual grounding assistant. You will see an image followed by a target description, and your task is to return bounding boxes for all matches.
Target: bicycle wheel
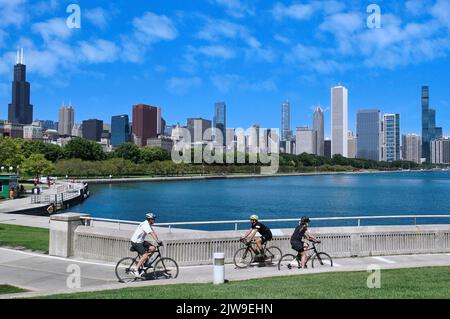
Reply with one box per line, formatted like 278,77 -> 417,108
311,252 -> 333,268
153,257 -> 179,279
233,247 -> 254,268
277,254 -> 300,271
265,246 -> 282,264
115,257 -> 138,283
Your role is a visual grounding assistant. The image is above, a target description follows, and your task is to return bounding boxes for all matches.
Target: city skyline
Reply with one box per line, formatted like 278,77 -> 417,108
0,1 -> 450,137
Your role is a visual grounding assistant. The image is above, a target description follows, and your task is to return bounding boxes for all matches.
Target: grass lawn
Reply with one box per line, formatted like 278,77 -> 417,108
0,285 -> 28,295
43,266 -> 450,299
0,224 -> 49,253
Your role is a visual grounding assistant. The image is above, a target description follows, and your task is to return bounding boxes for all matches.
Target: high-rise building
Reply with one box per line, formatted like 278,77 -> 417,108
213,102 -> 226,146
226,128 -> 236,150
23,125 -> 42,140
111,115 -> 130,147
296,127 -> 315,155
431,137 -> 450,164
331,85 -> 348,157
82,119 -> 103,142
324,139 -> 332,159
313,106 -> 324,156
132,104 -> 161,147
247,124 -> 260,153
8,49 -> 33,124
187,118 -> 212,143
347,130 -> 357,159
422,86 -> 443,163
58,104 -> 75,136
356,109 -> 382,161
281,100 -> 292,141
402,134 -> 421,164
382,114 -> 401,162
71,123 -> 82,137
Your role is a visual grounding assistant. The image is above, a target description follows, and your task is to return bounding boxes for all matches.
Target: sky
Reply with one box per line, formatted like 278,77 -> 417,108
0,0 -> 449,138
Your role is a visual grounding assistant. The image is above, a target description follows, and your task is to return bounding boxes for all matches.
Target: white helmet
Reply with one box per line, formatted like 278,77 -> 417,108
146,212 -> 156,220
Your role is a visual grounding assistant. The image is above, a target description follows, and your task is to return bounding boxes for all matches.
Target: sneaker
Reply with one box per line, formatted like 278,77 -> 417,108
131,269 -> 142,278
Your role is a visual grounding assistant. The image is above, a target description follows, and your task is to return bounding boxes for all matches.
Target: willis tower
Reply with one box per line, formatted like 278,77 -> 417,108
8,49 -> 33,124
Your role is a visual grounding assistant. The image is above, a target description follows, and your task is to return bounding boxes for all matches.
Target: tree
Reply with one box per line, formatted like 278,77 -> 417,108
21,154 -> 55,178
20,140 -> 64,162
0,137 -> 24,168
114,142 -> 141,163
64,137 -> 106,161
140,146 -> 170,163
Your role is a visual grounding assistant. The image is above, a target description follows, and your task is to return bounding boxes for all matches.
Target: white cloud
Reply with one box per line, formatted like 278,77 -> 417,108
166,76 -> 202,95
211,74 -> 239,93
84,7 -> 110,29
239,79 -> 277,92
197,18 -> 248,41
285,43 -> 347,73
272,2 -> 318,21
211,0 -> 254,18
196,45 -> 236,59
0,29 -> 7,47
132,12 -> 178,44
0,0 -> 26,27
32,18 -> 72,42
431,0 -> 450,29
79,39 -> 120,63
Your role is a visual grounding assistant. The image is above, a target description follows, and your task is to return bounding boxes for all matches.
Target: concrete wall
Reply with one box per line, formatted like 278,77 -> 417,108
50,213 -> 450,265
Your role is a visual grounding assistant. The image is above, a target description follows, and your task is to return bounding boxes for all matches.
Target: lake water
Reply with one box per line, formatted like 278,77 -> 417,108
69,171 -> 450,230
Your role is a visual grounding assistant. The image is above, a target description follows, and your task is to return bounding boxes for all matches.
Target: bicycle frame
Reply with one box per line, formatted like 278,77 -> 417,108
135,245 -> 163,271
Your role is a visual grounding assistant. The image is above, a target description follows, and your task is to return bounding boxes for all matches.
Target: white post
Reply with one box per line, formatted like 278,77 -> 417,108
213,252 -> 225,284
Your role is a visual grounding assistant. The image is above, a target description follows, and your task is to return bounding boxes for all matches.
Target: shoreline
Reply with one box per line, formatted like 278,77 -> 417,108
77,169 -> 434,184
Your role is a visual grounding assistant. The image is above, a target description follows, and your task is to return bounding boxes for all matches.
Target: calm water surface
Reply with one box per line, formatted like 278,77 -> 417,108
69,171 -> 450,230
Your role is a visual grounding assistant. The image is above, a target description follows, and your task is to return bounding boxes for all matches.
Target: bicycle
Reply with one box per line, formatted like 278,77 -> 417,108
278,240 -> 333,270
115,243 -> 179,283
233,238 -> 282,268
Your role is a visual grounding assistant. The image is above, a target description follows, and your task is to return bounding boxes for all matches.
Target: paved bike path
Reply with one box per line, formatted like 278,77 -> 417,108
1,247 -> 450,298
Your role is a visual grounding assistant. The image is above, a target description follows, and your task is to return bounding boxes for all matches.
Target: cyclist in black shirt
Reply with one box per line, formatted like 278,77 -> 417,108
290,217 -> 320,269
241,215 -> 272,259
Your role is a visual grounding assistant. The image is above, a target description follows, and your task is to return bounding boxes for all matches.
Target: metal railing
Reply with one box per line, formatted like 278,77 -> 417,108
79,214 -> 450,231
30,182 -> 85,204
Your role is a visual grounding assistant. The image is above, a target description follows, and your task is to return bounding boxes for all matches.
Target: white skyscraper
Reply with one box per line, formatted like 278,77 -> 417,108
402,134 -> 421,164
296,127 -> 315,155
331,85 -> 348,157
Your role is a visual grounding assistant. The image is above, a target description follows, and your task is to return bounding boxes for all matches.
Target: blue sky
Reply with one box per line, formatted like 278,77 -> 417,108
0,0 -> 449,138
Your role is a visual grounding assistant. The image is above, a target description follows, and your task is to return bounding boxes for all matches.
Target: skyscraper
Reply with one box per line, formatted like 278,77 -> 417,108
402,134 -> 421,164
324,139 -> 331,159
132,104 -> 161,147
331,85 -> 348,157
382,114 -> 400,162
422,86 -> 443,163
187,118 -> 212,143
356,109 -> 381,161
431,137 -> 450,164
58,104 -> 75,136
111,115 -> 130,146
8,49 -> 33,124
347,130 -> 357,159
281,100 -> 291,141
296,127 -> 315,155
313,106 -> 324,156
213,102 -> 226,145
82,119 -> 103,142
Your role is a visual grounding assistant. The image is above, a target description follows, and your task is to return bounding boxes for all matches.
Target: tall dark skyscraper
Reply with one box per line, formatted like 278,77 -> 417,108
213,102 -> 226,145
422,86 -> 442,163
356,109 -> 381,161
82,119 -> 103,142
111,115 -> 130,146
132,104 -> 161,146
8,49 -> 33,124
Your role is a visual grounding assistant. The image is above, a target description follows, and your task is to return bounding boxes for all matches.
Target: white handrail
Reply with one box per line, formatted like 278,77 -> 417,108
79,214 -> 450,229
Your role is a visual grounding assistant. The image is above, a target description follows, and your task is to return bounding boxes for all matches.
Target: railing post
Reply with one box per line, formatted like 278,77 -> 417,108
358,219 -> 361,227
235,223 -> 238,231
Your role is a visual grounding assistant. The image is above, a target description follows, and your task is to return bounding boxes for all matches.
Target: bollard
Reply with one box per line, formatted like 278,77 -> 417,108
213,252 -> 225,284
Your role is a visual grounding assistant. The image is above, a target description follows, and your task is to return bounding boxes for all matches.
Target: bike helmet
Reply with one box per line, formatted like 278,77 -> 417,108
300,216 -> 310,225
146,212 -> 156,220
249,214 -> 259,221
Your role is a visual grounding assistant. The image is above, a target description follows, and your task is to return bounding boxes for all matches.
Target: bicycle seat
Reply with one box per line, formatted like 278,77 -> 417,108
130,246 -> 137,252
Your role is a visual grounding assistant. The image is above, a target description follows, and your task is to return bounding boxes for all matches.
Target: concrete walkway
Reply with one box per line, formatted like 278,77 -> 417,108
1,247 -> 450,299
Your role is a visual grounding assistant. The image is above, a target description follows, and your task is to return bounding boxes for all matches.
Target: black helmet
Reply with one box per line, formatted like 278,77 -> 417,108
300,217 -> 310,225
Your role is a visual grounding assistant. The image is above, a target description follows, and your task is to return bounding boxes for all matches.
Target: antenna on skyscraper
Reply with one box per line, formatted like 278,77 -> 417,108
20,48 -> 24,64
16,49 -> 20,64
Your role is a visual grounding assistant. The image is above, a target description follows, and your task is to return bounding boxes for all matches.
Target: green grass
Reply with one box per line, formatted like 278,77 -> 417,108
0,285 -> 28,295
43,266 -> 450,299
0,224 -> 49,253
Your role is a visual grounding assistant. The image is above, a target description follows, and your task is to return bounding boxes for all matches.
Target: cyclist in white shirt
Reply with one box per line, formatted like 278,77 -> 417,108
130,212 -> 163,277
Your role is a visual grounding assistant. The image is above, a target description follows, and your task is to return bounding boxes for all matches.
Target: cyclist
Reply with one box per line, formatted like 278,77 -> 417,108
130,212 -> 163,277
290,217 -> 320,269
240,215 -> 272,260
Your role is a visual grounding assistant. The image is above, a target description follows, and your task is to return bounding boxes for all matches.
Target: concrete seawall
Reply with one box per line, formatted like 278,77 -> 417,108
49,213 -> 450,266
